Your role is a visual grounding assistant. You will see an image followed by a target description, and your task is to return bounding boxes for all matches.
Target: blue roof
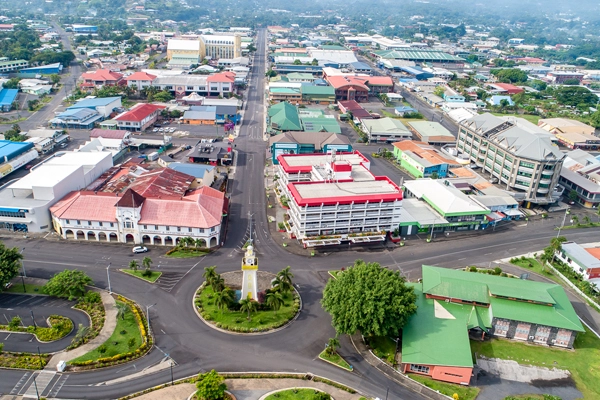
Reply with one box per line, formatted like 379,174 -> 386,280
19,63 -> 62,72
489,95 -> 514,106
168,162 -> 215,178
350,61 -> 372,70
189,106 -> 217,112
0,140 -> 34,161
0,89 -> 18,106
68,97 -> 121,109
395,106 -> 417,112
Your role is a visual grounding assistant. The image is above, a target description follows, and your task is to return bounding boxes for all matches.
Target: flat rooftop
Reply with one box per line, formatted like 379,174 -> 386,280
278,152 -> 369,173
289,177 -> 402,206
9,164 -> 81,190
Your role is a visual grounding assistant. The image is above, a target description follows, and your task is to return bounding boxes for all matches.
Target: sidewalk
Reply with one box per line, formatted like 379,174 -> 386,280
45,290 -> 117,370
133,378 -> 365,400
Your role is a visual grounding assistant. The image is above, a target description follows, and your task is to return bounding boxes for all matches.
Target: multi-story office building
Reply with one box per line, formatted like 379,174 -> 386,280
458,113 -> 565,205
276,151 -> 402,247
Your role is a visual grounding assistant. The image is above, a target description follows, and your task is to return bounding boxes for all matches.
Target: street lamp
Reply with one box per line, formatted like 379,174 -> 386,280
146,303 -> 157,333
20,248 -> 26,277
556,207 -> 569,238
30,310 -> 37,329
106,263 -> 112,294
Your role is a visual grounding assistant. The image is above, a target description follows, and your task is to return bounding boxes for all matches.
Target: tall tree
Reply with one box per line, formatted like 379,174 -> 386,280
322,260 -> 417,337
44,270 -> 92,300
266,291 -> 284,314
142,257 -> 152,270
239,297 -> 257,320
275,266 -> 294,293
0,243 -> 24,292
129,260 -> 139,271
326,337 -> 340,356
214,288 -> 234,313
203,266 -> 218,286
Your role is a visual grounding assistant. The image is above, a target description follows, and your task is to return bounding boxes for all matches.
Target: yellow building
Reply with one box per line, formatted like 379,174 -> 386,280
166,34 -> 242,62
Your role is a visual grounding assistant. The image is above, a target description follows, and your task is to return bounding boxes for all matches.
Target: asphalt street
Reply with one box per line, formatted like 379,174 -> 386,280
1,29 -> 600,399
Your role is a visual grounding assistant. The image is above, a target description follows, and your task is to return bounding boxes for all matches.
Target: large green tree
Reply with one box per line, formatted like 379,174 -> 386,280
195,369 -> 227,400
0,243 -> 24,292
44,270 -> 93,300
322,260 -> 417,337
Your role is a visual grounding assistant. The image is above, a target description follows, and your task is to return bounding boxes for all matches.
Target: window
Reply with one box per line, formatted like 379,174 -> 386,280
155,225 -> 158,230
409,364 -> 430,374
143,225 -> 147,229
493,319 -> 509,336
188,227 -> 192,233
199,228 -> 204,233
166,226 -> 170,231
110,222 -> 114,227
211,227 -> 215,232
124,219 -> 133,229
77,220 -> 81,225
87,221 -> 91,226
99,222 -> 103,227
177,227 -> 181,232
66,219 -> 70,224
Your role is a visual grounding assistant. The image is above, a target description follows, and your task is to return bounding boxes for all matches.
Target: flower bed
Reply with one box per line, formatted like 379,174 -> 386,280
69,296 -> 152,369
68,292 -> 105,350
0,351 -> 50,370
0,315 -> 73,342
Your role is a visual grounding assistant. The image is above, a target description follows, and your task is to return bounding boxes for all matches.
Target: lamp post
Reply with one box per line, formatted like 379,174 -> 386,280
20,248 -> 26,277
33,375 -> 40,400
556,207 -> 569,238
106,263 -> 112,294
30,310 -> 37,330
146,303 -> 156,333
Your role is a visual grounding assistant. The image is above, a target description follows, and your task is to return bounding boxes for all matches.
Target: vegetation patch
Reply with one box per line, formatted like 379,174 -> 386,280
470,327 -> 600,399
0,350 -> 50,370
69,296 -> 152,369
4,283 -> 47,295
68,291 -> 105,350
365,336 -> 397,365
509,257 -> 561,284
265,388 -> 332,399
120,269 -> 162,283
166,248 -> 208,258
491,113 -> 540,124
408,374 -> 480,400
0,315 -> 73,342
318,348 -> 352,371
196,266 -> 299,333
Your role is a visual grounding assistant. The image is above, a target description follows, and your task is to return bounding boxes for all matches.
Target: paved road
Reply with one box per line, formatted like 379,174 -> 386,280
0,294 -> 90,353
1,29 -> 600,399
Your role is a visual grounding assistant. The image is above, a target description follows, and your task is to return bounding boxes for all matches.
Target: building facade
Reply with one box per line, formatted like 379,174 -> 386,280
458,114 -> 565,205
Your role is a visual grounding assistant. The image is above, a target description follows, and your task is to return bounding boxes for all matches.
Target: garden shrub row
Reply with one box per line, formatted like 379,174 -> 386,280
0,351 -> 50,370
68,291 -> 105,350
69,296 -> 152,369
0,315 -> 73,342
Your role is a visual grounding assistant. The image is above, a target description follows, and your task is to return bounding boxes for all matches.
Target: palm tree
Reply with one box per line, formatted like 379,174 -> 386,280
583,215 -> 591,225
549,236 -> 567,264
203,266 -> 218,286
214,288 -> 234,313
142,256 -> 152,270
239,297 -> 257,320
129,260 -> 139,271
211,275 -> 225,293
194,238 -> 205,248
116,302 -> 128,320
326,337 -> 340,356
572,215 -> 580,226
277,266 -> 294,287
273,268 -> 293,294
266,291 -> 284,314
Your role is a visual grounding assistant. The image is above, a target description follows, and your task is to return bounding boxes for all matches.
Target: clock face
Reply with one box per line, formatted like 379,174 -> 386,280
246,257 -> 254,265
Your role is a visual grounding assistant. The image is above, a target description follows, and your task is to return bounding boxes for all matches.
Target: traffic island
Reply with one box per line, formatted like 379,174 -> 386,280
261,388 -> 332,400
194,270 -> 301,335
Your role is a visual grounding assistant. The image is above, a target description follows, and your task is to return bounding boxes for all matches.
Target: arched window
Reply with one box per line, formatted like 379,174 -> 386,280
124,218 -> 133,229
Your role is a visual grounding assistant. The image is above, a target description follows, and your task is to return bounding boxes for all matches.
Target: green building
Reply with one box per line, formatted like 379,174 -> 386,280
301,85 -> 336,104
268,102 -> 302,133
401,265 -> 584,385
268,131 -> 352,164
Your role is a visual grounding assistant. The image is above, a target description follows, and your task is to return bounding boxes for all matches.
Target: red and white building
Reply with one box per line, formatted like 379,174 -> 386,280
80,69 -> 124,89
152,72 -> 235,98
123,71 -> 157,89
556,242 -> 600,287
50,168 -> 226,247
276,151 -> 403,247
114,103 -> 165,131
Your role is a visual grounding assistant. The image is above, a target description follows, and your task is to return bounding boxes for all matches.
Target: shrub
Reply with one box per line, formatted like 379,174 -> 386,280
493,267 -> 502,275
83,291 -> 101,304
8,316 -> 21,330
98,344 -> 107,354
469,266 -> 478,272
128,338 -> 136,348
142,269 -> 152,278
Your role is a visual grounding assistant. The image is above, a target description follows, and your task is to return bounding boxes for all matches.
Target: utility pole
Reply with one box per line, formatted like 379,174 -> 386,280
556,207 -> 569,238
106,263 -> 112,294
146,303 -> 156,333
20,248 -> 26,277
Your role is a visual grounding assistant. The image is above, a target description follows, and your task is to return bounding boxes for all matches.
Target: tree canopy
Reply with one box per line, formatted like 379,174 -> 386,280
195,369 -> 227,400
490,68 -> 529,83
322,260 -> 417,337
44,269 -> 93,300
0,243 -> 24,292
553,86 -> 598,107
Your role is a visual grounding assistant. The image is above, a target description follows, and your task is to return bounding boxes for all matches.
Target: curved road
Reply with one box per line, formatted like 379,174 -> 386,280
1,28 -> 600,399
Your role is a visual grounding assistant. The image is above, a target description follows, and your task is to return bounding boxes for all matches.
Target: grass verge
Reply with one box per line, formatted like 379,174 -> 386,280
120,269 -> 162,283
265,388 -> 330,399
560,222 -> 600,230
470,327 -> 600,399
4,283 -> 47,295
196,285 -> 299,333
509,257 -> 562,284
365,336 -> 397,365
0,352 -> 50,370
69,301 -> 142,363
408,374 -> 480,400
166,249 -> 208,258
318,349 -> 352,371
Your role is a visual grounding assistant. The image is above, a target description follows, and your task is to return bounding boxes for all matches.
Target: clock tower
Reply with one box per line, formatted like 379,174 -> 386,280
241,245 -> 258,301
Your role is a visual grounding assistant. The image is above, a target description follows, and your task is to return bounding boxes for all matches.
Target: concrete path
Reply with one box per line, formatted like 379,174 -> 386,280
132,378 -> 365,400
45,290 -> 117,370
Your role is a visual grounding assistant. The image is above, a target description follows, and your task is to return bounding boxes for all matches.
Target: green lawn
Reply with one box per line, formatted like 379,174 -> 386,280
120,269 -> 162,283
197,286 -> 298,332
408,374 -> 480,400
69,301 -> 142,363
470,327 -> 600,399
166,249 -> 207,258
491,113 -> 540,124
365,336 -> 397,364
319,349 -> 352,371
265,388 -> 330,399
560,222 -> 600,230
4,283 -> 47,295
509,258 -> 562,284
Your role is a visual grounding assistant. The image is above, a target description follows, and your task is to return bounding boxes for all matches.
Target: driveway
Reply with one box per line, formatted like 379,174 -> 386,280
0,294 -> 90,353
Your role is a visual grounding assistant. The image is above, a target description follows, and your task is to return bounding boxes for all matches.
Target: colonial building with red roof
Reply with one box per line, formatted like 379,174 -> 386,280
80,69 -> 124,89
114,103 -> 166,131
123,71 -> 157,89
49,169 -> 226,247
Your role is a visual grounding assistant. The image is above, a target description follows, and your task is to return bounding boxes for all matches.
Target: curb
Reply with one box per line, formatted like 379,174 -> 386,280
192,278 -> 303,336
118,269 -> 162,284
317,353 -> 353,372
258,387 -> 333,400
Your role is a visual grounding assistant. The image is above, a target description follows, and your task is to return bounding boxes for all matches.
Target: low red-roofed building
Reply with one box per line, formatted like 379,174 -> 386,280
114,103 -> 166,131
326,74 -> 394,102
123,71 -> 156,89
493,83 -> 524,95
80,69 -> 124,89
49,171 -> 226,247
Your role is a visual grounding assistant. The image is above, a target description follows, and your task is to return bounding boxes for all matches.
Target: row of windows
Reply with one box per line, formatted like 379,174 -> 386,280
0,211 -> 26,218
66,219 -> 215,233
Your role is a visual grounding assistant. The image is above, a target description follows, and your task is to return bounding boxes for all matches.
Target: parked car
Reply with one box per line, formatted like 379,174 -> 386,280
153,128 -> 159,132
132,246 -> 148,253
159,128 -> 164,132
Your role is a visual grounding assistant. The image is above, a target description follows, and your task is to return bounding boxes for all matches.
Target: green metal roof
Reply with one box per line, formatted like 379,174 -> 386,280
287,72 -> 316,80
301,86 -> 335,96
300,117 -> 341,133
401,283 -> 475,368
321,45 -> 346,50
268,102 -> 302,131
375,50 -> 464,62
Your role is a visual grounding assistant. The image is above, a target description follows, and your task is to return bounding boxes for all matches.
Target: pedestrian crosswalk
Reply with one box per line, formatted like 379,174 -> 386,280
10,371 -> 57,399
